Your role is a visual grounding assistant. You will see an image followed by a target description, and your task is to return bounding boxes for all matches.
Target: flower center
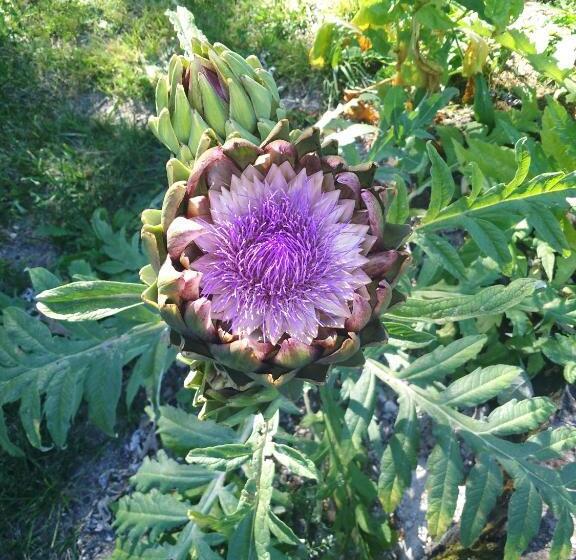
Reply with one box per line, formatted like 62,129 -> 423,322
193,167 -> 370,344
232,194 -> 318,299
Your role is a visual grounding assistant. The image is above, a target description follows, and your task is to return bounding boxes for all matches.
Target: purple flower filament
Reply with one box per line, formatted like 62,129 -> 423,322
193,165 -> 370,344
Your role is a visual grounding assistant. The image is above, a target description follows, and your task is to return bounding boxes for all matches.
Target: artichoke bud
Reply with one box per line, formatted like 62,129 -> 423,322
198,73 -> 227,138
173,84 -> 193,143
142,124 -> 412,406
152,29 -> 286,169
228,78 -> 257,132
240,75 -> 273,120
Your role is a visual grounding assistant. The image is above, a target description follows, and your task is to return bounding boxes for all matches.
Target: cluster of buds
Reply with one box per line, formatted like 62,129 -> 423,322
148,39 -> 287,176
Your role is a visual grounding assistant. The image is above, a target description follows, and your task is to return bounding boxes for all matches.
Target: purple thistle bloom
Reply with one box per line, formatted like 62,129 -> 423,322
191,163 -> 371,344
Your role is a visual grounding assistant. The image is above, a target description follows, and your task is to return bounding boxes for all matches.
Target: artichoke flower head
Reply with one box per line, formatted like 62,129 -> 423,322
142,12 -> 411,417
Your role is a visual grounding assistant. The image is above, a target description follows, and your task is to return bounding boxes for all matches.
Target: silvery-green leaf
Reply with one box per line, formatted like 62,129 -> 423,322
441,365 -> 522,408
460,454 -> 503,547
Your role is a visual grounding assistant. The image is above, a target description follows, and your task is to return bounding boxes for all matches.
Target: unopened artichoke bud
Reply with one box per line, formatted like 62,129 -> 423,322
149,36 -> 286,164
140,121 -> 412,407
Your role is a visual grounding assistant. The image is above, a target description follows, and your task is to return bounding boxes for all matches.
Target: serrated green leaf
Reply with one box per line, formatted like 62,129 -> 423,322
113,489 -> 189,542
91,209 -> 145,276
36,281 -> 145,321
536,239 -> 556,280
186,443 -> 253,471
18,383 -> 44,449
503,138 -> 530,195
131,450 -> 214,493
441,365 -> 522,408
368,359 -> 576,550
194,537 -> 224,560
542,335 -> 576,370
344,365 -> 376,448
526,203 -> 569,253
416,233 -> 467,281
157,405 -> 238,455
453,138 -> 516,183
485,0 -> 523,30
503,479 -> 542,560
426,142 -> 456,219
398,335 -> 487,382
468,161 -> 485,204
527,427 -> 576,461
550,510 -> 574,560
28,267 -> 61,292
378,395 -> 419,512
45,364 -> 85,446
272,443 -> 318,480
487,397 -> 556,436
0,406 -> 23,457
254,459 -> 274,559
387,278 -> 539,323
460,216 -> 512,267
111,540 -> 174,560
561,463 -> 576,488
387,175 -> 409,224
227,511 -> 257,560
426,426 -> 464,537
0,306 -> 165,449
85,345 -> 122,435
382,321 -> 436,349
460,454 -> 503,547
541,98 -> 576,172
126,331 -> 174,409
418,165 -> 576,234
268,511 -> 302,545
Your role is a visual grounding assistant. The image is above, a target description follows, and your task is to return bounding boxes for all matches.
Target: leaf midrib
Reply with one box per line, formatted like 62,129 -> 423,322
418,172 -> 576,232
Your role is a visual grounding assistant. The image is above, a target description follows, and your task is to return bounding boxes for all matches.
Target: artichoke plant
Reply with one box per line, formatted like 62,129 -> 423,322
143,35 -> 411,415
148,37 -> 286,170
